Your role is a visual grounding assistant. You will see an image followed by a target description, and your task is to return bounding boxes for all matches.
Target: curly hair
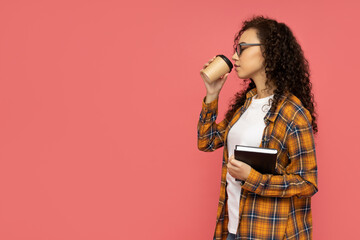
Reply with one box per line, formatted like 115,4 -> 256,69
225,15 -> 318,135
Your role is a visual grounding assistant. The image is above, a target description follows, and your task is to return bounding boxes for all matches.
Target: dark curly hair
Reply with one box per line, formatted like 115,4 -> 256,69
225,15 -> 318,135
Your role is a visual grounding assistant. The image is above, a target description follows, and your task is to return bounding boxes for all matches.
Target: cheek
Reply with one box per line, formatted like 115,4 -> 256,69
241,50 -> 264,69
240,57 -> 262,72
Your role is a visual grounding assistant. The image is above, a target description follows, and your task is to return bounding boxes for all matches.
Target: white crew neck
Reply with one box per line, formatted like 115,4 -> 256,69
252,94 -> 274,103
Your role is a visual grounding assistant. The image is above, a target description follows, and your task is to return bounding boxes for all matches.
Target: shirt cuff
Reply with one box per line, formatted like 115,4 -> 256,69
240,167 -> 263,192
202,95 -> 218,112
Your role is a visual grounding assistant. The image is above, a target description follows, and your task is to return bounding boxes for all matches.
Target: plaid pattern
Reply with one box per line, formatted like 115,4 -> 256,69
197,88 -> 318,240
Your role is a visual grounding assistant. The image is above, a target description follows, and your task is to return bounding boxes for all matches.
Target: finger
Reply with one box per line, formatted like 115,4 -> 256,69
227,160 -> 233,167
227,162 -> 231,170
228,158 -> 235,167
221,73 -> 229,79
230,158 -> 240,168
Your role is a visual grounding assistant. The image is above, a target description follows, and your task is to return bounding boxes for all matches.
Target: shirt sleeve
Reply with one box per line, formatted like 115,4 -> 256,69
197,95 -> 229,152
239,111 -> 318,198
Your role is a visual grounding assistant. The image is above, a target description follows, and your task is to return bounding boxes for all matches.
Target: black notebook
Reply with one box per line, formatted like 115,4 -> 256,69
233,145 -> 278,181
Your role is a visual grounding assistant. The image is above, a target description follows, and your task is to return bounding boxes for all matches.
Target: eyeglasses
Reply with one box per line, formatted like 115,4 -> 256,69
235,43 -> 264,56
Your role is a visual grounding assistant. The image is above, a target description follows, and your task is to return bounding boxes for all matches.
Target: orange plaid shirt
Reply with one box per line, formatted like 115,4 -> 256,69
197,88 -> 318,240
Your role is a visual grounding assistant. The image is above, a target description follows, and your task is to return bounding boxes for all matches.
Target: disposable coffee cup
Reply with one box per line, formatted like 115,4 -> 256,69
200,54 -> 233,83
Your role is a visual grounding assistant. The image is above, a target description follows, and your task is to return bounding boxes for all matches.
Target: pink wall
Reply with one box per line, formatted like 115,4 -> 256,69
0,0 -> 358,239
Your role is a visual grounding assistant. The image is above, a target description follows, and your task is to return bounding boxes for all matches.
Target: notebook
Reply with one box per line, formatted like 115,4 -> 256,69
233,145 -> 278,181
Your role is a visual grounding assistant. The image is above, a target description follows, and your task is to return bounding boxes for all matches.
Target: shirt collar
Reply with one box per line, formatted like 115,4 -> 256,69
245,87 -> 290,123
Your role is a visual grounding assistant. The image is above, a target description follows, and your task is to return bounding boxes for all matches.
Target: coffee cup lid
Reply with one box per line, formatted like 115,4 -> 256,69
216,54 -> 233,72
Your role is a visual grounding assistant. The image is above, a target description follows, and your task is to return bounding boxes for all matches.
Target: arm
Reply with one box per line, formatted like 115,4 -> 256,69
197,95 -> 229,152
239,111 -> 318,198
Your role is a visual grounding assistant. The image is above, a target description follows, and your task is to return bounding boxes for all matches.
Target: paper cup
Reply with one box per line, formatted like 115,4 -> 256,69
200,54 -> 233,83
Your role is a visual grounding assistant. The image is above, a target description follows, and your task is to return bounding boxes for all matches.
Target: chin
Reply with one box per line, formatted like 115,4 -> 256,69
236,72 -> 248,79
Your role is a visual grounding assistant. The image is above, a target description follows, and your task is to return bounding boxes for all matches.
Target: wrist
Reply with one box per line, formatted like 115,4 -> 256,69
205,93 -> 219,103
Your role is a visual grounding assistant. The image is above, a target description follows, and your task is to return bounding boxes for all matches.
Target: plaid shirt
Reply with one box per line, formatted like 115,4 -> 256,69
197,88 -> 318,240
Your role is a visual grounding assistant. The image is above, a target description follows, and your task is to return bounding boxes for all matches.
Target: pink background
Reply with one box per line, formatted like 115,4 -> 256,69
0,0 -> 358,239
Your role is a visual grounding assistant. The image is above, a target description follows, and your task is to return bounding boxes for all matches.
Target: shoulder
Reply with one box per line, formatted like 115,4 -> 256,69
279,93 -> 312,128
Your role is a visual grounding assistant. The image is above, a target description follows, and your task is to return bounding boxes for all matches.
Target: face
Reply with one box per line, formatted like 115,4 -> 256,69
232,28 -> 265,80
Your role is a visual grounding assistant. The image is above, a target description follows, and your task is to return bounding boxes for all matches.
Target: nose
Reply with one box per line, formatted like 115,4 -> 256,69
232,52 -> 239,61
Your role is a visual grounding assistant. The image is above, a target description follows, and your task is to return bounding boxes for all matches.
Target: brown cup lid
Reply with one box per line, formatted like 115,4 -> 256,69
216,54 -> 233,72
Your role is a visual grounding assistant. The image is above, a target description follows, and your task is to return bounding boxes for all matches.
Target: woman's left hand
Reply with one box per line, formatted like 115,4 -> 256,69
227,154 -> 252,181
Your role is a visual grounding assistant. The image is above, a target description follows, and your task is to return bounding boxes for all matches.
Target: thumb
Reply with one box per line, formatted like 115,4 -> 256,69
221,73 -> 229,80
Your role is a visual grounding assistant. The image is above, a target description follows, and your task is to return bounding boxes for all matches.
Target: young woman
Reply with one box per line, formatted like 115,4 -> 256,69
198,15 -> 318,240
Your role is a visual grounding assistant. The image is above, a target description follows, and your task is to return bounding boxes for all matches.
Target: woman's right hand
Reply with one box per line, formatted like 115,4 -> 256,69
200,56 -> 230,96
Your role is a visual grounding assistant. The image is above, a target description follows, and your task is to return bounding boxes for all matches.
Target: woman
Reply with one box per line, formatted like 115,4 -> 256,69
198,15 -> 318,240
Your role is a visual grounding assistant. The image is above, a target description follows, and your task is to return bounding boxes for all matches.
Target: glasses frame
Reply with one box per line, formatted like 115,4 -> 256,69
235,43 -> 264,56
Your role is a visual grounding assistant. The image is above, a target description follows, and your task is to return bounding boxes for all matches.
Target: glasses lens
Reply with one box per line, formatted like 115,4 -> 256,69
236,45 -> 241,56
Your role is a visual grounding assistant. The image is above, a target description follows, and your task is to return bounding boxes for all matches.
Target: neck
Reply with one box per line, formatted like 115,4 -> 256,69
256,86 -> 275,99
251,71 -> 276,98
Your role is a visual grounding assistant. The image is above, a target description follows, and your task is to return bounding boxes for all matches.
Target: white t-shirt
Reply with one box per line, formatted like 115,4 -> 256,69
226,93 -> 274,234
